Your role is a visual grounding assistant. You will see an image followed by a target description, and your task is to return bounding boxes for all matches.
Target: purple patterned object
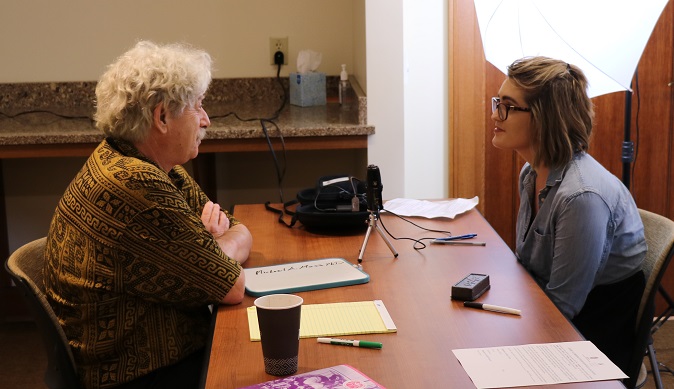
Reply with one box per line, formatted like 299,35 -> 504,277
238,365 -> 385,389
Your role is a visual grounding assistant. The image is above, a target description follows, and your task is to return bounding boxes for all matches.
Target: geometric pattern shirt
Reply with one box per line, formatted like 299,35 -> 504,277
44,138 -> 242,389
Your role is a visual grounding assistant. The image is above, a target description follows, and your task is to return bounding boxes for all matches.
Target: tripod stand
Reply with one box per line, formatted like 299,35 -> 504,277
357,210 -> 398,265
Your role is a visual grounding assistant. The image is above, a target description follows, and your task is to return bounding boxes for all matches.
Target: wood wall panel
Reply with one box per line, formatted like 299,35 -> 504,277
630,3 -> 674,217
448,0 -> 486,210
590,93 -> 628,177
483,65 -> 518,246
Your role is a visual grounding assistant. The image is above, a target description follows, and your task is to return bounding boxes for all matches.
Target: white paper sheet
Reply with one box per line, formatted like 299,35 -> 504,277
383,197 -> 479,219
453,341 -> 627,388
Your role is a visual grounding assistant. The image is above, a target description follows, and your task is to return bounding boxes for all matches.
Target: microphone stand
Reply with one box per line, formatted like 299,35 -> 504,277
357,207 -> 398,266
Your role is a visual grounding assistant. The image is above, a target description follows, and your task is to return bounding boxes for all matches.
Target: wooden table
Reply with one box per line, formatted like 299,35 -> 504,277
203,204 -> 625,389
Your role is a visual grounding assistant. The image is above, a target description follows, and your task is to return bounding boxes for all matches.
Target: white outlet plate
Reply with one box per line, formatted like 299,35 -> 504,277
269,37 -> 288,65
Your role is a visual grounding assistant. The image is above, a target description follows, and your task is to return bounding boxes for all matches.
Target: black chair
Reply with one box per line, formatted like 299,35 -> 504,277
623,209 -> 674,389
5,237 -> 82,389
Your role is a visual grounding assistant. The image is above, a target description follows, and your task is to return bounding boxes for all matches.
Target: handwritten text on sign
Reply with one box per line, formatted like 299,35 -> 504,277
253,260 -> 345,275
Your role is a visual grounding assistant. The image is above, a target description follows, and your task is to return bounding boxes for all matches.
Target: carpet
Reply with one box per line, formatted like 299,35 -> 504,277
642,321 -> 674,389
0,321 -> 48,389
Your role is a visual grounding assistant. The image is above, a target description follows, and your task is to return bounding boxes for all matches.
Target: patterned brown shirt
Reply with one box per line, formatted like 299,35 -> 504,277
44,138 -> 242,389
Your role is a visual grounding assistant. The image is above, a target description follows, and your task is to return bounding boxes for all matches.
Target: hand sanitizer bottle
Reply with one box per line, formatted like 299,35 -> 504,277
339,64 -> 349,105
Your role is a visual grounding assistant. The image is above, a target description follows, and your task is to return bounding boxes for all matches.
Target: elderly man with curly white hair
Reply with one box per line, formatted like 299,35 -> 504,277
44,40 -> 252,389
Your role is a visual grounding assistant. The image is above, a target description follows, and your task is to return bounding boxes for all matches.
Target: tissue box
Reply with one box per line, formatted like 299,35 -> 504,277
289,72 -> 326,107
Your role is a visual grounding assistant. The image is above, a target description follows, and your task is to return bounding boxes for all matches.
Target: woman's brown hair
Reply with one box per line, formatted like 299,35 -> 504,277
507,56 -> 594,169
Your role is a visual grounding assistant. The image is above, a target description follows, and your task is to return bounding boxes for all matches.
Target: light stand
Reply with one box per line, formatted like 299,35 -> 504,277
621,85 -> 634,189
357,208 -> 398,265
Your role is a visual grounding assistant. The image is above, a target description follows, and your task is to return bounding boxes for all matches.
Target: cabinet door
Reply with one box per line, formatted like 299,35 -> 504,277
0,162 -> 31,321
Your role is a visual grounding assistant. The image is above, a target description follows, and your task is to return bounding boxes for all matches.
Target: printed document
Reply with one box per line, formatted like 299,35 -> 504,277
453,341 -> 627,388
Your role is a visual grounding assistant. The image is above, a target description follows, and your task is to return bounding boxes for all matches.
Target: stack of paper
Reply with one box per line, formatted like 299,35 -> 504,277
247,300 -> 397,341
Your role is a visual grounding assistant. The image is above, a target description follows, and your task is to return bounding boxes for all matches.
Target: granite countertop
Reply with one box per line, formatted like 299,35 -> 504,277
0,77 -> 373,146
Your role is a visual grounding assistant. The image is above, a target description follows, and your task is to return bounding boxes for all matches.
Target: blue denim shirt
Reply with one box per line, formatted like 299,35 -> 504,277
515,152 -> 646,319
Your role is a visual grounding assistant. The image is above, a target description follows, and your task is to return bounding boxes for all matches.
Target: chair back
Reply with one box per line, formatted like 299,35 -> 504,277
624,209 -> 674,388
5,237 -> 81,389
636,210 -> 674,322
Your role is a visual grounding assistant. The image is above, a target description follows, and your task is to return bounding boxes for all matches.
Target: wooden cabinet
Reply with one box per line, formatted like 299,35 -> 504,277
0,163 -> 31,321
449,0 -> 674,310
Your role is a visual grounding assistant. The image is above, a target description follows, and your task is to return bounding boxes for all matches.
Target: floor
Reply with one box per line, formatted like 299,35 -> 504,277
644,321 -> 674,389
2,320 -> 674,389
0,321 -> 48,389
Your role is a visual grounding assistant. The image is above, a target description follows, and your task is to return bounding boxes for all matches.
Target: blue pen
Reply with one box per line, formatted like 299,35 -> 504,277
435,233 -> 477,241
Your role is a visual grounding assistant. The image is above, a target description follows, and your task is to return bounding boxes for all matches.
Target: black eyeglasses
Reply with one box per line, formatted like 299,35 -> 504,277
491,97 -> 531,121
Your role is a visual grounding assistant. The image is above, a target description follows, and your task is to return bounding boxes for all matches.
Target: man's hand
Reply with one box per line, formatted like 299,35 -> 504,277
200,201 -> 253,304
201,201 -> 230,238
201,201 -> 252,264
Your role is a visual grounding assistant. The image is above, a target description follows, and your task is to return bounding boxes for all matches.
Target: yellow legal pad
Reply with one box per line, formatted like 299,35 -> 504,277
247,300 -> 397,341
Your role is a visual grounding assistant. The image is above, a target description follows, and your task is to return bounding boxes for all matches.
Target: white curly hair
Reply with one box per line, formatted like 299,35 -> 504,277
94,40 -> 213,142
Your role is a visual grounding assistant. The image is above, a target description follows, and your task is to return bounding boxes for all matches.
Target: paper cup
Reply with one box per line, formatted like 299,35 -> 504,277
254,294 -> 303,376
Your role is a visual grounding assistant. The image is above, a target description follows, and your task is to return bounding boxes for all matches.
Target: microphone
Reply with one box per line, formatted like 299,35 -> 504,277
359,164 -> 398,264
366,164 -> 383,213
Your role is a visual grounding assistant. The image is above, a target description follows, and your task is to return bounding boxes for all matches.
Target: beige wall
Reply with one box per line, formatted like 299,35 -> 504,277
353,0 -> 367,94
1,0 -> 368,251
1,0 -> 358,82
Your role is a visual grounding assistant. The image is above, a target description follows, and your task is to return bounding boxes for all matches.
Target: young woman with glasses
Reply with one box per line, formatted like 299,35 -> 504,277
491,56 -> 646,374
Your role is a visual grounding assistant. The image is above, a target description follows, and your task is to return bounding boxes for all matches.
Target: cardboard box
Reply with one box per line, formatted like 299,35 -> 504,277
289,72 -> 326,107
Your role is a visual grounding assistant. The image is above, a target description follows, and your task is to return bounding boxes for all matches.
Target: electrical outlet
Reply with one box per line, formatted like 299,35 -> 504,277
269,37 -> 288,65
